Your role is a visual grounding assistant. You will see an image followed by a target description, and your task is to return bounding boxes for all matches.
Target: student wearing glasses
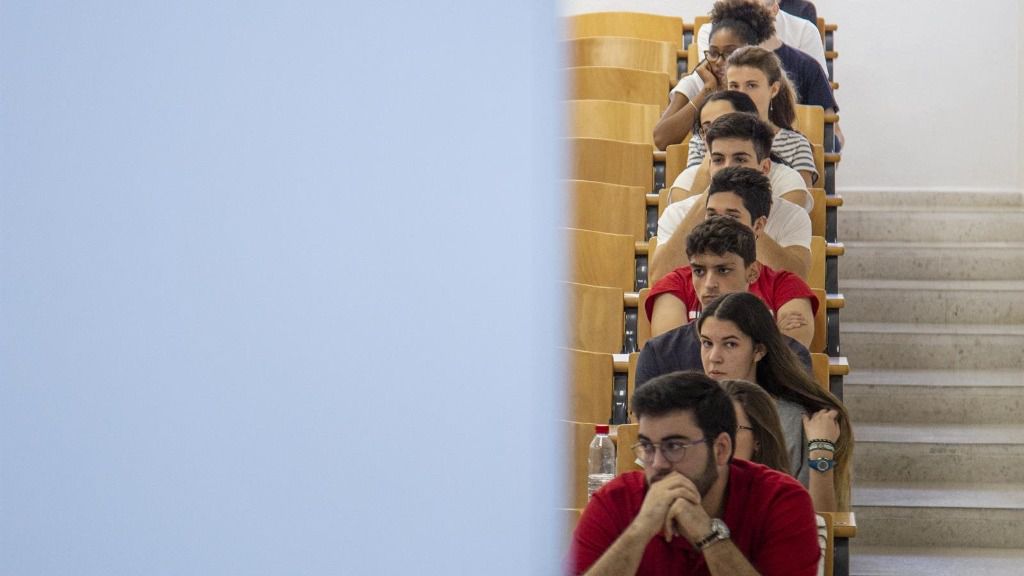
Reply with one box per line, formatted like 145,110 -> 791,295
570,371 -> 819,576
655,0 -> 841,156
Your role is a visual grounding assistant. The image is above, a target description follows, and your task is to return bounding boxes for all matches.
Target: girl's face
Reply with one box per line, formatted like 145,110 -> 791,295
698,99 -> 737,138
699,317 -> 764,383
726,66 -> 780,121
733,401 -> 756,461
707,28 -> 745,81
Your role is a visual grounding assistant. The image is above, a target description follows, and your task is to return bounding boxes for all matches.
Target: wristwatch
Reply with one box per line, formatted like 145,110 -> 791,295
695,518 -> 730,550
808,457 -> 836,472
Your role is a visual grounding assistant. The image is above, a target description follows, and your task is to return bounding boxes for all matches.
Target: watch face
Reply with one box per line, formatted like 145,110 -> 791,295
811,458 -> 833,471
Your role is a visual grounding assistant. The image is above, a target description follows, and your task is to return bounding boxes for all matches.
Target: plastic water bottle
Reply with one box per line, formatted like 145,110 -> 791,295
587,424 -> 616,500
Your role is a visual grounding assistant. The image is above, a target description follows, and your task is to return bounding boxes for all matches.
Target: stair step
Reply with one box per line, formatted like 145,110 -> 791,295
856,481 -> 1024,509
840,189 -> 1023,209
842,207 -> 1024,242
852,482 -> 1024,548
842,279 -> 1024,324
854,423 -> 1024,483
842,322 -> 1024,370
842,241 -> 1024,281
850,545 -> 1024,576
845,369 -> 1024,424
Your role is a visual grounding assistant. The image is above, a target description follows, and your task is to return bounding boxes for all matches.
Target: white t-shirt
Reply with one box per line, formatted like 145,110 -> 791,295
697,11 -> 827,76
671,71 -> 705,101
656,194 -> 811,250
670,162 -> 811,211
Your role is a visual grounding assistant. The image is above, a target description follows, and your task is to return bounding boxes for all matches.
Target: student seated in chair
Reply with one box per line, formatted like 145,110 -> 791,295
667,91 -> 811,212
570,371 -> 820,576
637,215 -> 815,386
650,112 -> 811,285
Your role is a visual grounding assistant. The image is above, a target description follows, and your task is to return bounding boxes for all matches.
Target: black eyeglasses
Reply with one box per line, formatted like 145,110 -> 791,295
631,437 -> 706,464
704,48 -> 737,62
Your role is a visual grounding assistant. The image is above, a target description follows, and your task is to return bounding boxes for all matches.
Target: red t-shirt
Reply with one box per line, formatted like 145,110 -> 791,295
644,263 -> 818,322
570,460 -> 819,576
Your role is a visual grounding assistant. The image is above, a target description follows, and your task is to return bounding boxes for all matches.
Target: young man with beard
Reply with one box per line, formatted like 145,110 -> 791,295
570,371 -> 819,576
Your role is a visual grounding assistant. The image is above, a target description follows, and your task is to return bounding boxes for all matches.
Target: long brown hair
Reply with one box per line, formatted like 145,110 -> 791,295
721,379 -> 791,473
698,292 -> 854,510
726,46 -> 798,131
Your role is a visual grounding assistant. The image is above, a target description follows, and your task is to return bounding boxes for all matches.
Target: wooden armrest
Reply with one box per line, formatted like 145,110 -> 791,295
635,241 -> 650,255
676,49 -> 687,59
646,193 -> 660,206
828,356 -> 850,376
831,81 -> 839,90
825,242 -> 844,257
825,194 -> 844,208
825,23 -> 838,32
824,153 -> 841,164
825,50 -> 838,59
824,113 -> 839,124
613,359 -> 629,372
654,150 -> 666,162
832,512 -> 856,538
826,293 -> 845,309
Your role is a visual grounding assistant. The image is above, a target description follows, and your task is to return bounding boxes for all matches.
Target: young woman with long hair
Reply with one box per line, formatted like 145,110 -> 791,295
698,292 -> 853,511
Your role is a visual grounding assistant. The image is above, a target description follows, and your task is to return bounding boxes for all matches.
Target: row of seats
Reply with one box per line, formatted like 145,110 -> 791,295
560,9 -> 854,576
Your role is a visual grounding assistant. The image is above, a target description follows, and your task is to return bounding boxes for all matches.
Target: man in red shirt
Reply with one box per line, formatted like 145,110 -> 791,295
647,167 -> 817,347
570,371 -> 820,576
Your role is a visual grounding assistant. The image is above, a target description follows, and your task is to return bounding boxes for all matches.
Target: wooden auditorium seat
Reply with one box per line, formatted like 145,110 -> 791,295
565,348 -> 615,424
566,36 -> 677,82
566,99 -> 660,145
567,228 -> 636,292
568,137 -> 654,192
568,179 -> 647,242
565,281 -> 624,354
566,12 -> 684,52
568,66 -> 670,110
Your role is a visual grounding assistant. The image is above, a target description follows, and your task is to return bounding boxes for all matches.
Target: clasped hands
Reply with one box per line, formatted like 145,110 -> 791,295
634,472 -> 712,547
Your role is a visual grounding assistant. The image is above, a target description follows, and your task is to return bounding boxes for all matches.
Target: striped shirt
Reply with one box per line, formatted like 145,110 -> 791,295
687,128 -> 818,183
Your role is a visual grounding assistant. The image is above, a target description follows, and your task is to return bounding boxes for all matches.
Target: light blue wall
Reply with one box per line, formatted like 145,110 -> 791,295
1,2 -> 564,574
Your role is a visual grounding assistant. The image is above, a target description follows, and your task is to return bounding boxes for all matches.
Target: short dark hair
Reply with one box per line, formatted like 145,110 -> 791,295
707,166 -> 772,222
631,371 -> 737,452
705,111 -> 775,162
686,216 -> 757,266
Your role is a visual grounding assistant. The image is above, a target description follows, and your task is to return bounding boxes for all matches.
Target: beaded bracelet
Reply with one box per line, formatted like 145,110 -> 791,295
807,440 -> 836,453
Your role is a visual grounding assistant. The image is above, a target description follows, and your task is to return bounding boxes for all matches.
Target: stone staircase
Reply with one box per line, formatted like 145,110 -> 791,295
839,190 -> 1024,575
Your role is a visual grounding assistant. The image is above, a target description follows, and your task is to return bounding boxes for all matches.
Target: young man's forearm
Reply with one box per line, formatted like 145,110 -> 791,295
582,522 -> 653,576
756,236 -> 810,279
702,540 -> 761,576
651,195 -> 707,283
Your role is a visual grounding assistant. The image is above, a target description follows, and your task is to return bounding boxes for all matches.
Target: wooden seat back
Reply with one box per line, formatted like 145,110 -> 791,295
566,36 -> 677,82
565,348 -> 615,424
567,228 -> 636,292
568,179 -> 647,241
566,99 -> 660,145
567,12 -> 684,52
565,281 -> 624,354
568,66 -> 670,110
568,137 -> 654,191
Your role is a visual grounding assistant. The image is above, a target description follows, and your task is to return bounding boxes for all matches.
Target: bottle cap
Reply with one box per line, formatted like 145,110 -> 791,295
595,424 -> 610,434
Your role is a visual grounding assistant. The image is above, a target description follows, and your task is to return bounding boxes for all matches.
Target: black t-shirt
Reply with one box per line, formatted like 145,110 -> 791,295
635,322 -> 813,388
779,0 -> 818,25
775,43 -> 838,112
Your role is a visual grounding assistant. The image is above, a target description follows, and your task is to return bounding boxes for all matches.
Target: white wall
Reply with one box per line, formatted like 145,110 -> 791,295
0,2 -> 563,574
563,0 -> 1022,193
